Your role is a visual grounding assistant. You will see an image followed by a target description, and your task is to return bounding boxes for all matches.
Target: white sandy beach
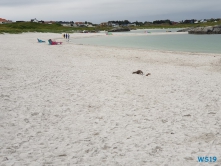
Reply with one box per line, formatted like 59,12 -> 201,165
0,32 -> 221,166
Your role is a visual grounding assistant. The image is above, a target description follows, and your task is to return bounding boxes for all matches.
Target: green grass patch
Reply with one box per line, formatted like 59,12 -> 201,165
0,22 -> 112,34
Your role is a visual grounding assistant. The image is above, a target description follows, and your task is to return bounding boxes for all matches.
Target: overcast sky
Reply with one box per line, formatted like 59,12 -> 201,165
0,0 -> 220,23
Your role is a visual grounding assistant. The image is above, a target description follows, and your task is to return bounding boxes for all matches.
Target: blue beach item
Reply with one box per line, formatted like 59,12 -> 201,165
37,38 -> 45,43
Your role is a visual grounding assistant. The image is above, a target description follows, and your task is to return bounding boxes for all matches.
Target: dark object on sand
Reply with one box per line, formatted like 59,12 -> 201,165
132,70 -> 143,75
146,73 -> 151,76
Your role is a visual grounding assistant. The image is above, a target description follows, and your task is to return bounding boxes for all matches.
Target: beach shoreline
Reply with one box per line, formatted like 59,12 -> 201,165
1,33 -> 221,166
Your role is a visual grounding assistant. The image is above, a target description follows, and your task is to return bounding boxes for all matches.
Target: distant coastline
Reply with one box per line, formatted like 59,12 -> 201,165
1,20 -> 221,34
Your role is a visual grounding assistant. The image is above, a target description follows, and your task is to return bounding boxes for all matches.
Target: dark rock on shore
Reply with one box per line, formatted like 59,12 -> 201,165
188,25 -> 221,34
177,27 -> 195,32
108,27 -> 130,32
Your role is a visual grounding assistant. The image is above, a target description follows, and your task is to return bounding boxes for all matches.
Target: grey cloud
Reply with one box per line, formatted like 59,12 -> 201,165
0,0 -> 221,23
0,0 -> 78,7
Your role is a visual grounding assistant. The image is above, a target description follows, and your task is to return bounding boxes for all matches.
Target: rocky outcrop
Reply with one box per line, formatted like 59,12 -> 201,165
188,25 -> 221,34
108,27 -> 130,32
177,27 -> 195,32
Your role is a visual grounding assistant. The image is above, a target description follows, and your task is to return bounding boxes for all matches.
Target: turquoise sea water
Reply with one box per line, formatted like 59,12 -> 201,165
72,30 -> 221,54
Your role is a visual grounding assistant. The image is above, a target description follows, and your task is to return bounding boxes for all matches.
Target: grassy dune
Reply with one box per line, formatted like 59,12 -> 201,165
0,22 -> 66,33
0,22 -> 106,34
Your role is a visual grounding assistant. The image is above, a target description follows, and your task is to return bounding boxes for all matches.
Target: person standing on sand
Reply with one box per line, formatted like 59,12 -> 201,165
63,34 -> 65,38
68,34 -> 70,41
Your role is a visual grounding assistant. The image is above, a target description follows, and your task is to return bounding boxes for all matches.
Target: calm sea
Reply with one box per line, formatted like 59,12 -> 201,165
72,29 -> 221,54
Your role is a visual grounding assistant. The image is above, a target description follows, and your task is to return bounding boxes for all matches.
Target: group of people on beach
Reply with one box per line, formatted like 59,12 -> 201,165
63,33 -> 70,41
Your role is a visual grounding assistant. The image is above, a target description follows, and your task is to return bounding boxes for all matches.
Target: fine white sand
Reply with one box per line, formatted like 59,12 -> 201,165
0,32 -> 221,166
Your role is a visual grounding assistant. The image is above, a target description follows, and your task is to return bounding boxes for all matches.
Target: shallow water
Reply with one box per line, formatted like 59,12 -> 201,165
72,31 -> 221,54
